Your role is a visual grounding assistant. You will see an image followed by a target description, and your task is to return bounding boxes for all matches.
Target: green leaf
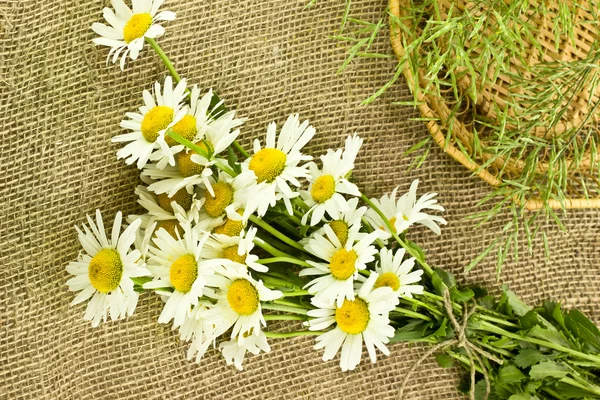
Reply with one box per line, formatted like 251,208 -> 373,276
529,325 -> 573,349
565,309 -> 600,353
435,353 -> 454,368
514,349 -> 549,368
520,310 -> 542,330
498,364 -> 527,385
451,287 -> 475,303
503,288 -> 532,317
529,361 -> 570,380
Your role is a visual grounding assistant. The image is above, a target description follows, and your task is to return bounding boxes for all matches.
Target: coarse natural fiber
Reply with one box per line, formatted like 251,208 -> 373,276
0,0 -> 599,399
389,0 -> 600,211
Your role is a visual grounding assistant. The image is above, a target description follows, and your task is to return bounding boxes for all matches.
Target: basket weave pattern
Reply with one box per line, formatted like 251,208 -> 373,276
389,0 -> 600,210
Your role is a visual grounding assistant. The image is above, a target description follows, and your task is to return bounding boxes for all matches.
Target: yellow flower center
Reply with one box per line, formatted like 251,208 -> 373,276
328,220 -> 349,246
213,216 -> 244,236
335,298 -> 370,335
169,254 -> 198,293
123,13 -> 153,43
222,245 -> 246,264
227,279 -> 259,315
329,249 -> 358,280
248,148 -> 287,183
380,216 -> 397,232
157,188 -> 193,213
176,141 -> 209,177
154,219 -> 184,239
311,175 -> 336,203
374,272 -> 400,291
204,182 -> 234,218
166,115 -> 198,147
88,248 -> 123,293
141,106 -> 174,142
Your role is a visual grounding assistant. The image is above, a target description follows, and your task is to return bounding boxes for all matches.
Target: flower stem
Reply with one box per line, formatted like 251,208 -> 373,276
232,140 -> 249,158
257,257 -> 311,268
361,193 -> 434,276
263,314 -> 307,321
281,290 -> 311,297
476,320 -> 600,364
249,215 -> 308,253
145,37 -> 181,83
392,307 -> 432,321
253,237 -> 288,257
264,330 -> 323,338
262,303 -> 309,315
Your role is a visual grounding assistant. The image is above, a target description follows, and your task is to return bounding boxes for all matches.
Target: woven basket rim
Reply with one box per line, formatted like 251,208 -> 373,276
388,0 -> 600,210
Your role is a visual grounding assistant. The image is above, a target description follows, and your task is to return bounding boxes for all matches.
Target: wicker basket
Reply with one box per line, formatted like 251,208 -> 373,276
389,0 -> 600,210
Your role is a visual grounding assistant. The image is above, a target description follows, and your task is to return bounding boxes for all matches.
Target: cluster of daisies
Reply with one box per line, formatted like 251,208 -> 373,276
69,0 -> 446,372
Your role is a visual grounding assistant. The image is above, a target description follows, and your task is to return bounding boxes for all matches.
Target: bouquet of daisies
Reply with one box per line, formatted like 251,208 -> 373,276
67,1 -> 600,398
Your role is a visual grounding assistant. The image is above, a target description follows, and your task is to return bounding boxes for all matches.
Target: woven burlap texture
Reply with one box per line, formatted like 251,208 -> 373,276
0,0 -> 599,399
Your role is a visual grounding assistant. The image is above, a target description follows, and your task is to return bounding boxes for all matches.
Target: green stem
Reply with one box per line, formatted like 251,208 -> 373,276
232,140 -> 249,158
360,193 -> 434,276
263,314 -> 307,321
253,237 -> 287,257
146,37 -> 181,83
477,320 -> 600,364
281,290 -> 311,297
274,298 -> 306,308
249,215 -> 308,253
392,307 -> 432,322
264,330 -> 323,338
262,303 -> 309,315
257,257 -> 311,268
561,377 -> 600,396
401,296 -> 445,318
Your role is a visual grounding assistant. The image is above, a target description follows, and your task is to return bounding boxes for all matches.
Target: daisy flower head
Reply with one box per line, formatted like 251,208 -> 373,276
192,170 -> 262,233
92,0 -> 176,70
243,114 -> 315,215
113,76 -> 188,169
127,185 -> 201,237
306,272 -> 399,372
219,329 -> 270,371
301,134 -> 363,226
146,87 -> 244,196
144,224 -> 224,328
360,248 -> 424,299
365,179 -> 447,239
204,268 -> 282,344
303,197 -> 368,247
203,227 -> 267,273
178,301 -> 217,363
66,210 -> 150,327
300,225 -> 379,307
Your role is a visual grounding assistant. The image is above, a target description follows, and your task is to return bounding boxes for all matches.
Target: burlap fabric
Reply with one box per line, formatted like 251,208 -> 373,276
1,0 -> 599,399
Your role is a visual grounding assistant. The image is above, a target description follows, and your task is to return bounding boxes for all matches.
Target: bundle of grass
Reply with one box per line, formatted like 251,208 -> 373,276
386,0 -> 600,271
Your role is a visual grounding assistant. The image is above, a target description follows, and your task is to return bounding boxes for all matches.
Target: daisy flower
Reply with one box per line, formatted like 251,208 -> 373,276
219,329 -> 271,371
66,210 -> 150,327
300,225 -> 379,307
243,114 -> 315,215
364,179 -> 447,238
204,268 -> 282,344
92,0 -> 175,70
303,197 -> 368,247
113,76 -> 188,169
306,273 -> 399,371
178,301 -> 216,363
144,225 -> 225,328
203,227 -> 267,273
126,185 -> 201,237
142,87 -> 244,197
358,248 -> 423,299
301,134 -> 363,226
